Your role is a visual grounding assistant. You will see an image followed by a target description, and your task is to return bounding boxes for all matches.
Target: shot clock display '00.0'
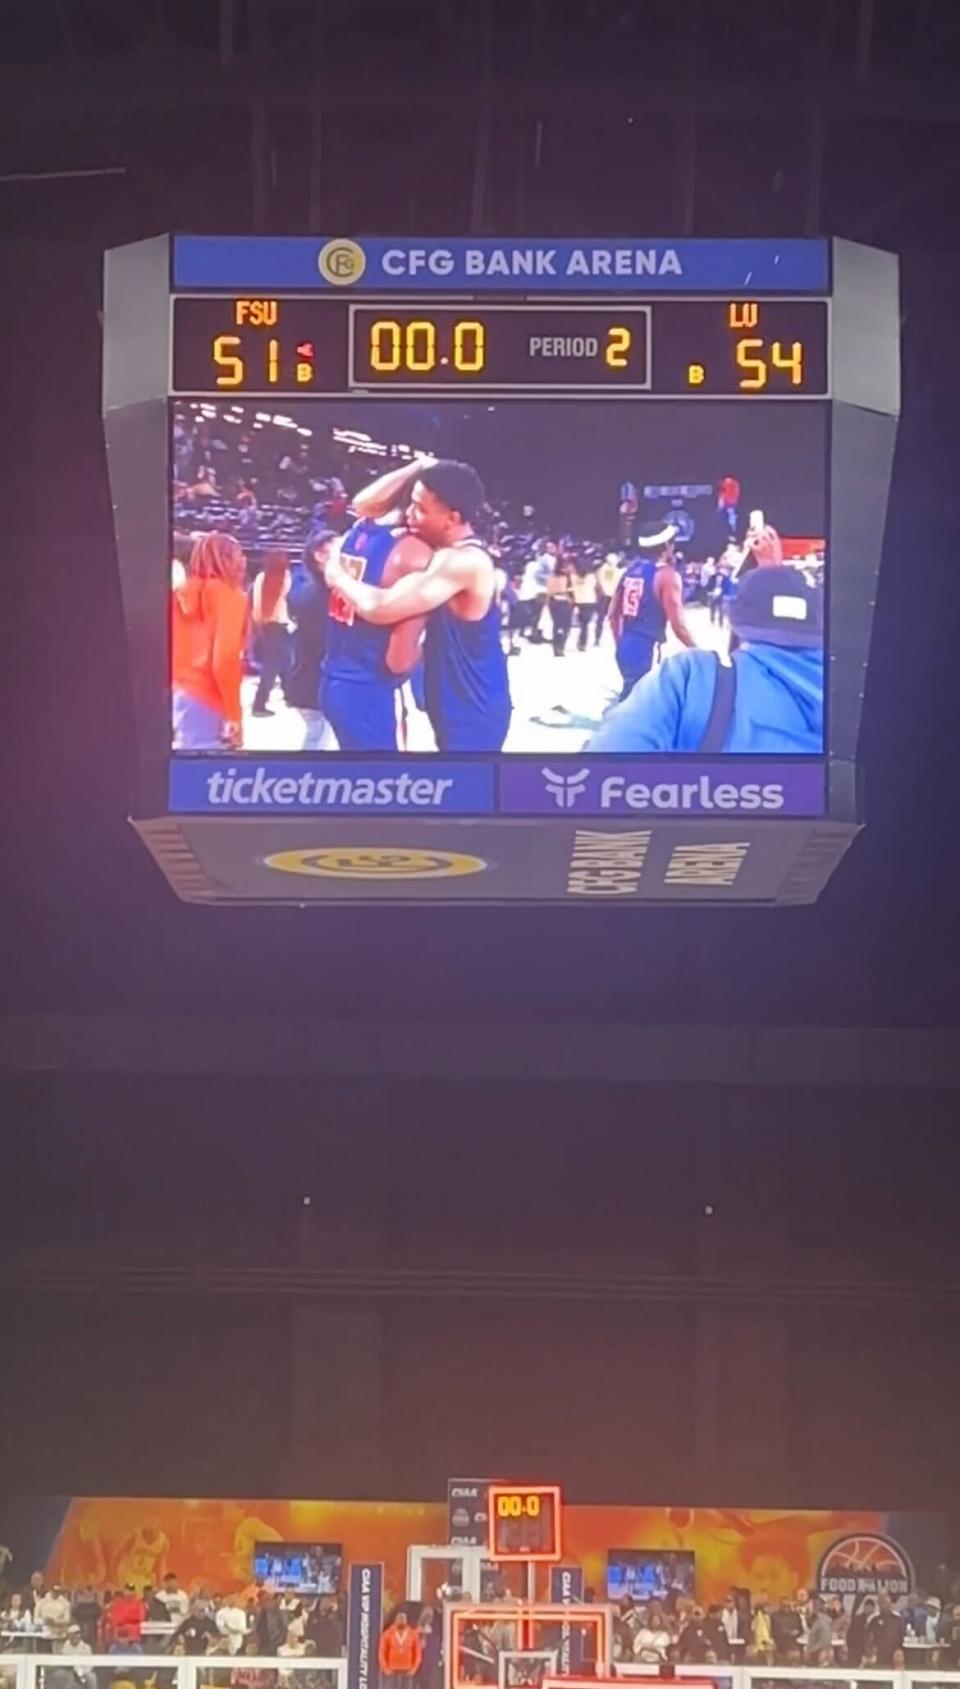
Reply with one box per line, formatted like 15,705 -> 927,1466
487,1484 -> 563,1562
103,234 -> 899,906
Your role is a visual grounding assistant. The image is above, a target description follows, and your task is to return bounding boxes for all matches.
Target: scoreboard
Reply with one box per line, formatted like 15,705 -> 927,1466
103,234 -> 899,905
171,295 -> 829,396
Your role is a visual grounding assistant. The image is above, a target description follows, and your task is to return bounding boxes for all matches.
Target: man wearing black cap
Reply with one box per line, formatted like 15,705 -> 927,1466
607,521 -> 696,702
589,559 -> 823,753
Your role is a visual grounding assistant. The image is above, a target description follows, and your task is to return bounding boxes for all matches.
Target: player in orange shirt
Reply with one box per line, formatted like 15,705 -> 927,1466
172,533 -> 249,749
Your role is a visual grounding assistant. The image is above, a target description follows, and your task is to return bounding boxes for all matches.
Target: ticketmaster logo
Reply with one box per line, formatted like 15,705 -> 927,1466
542,766 -> 590,808
205,768 -> 455,807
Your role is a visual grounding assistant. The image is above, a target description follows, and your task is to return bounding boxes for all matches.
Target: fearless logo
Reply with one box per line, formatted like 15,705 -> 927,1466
542,767 -> 590,809
816,1534 -> 914,1613
539,767 -> 785,814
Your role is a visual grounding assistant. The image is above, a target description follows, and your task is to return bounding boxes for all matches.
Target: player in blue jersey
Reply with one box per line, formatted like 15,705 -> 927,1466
608,519 -> 696,700
320,458 -> 434,751
325,459 -> 512,753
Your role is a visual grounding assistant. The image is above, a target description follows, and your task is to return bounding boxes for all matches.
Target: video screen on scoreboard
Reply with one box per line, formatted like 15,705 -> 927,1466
170,399 -> 826,757
606,1548 -> 695,1604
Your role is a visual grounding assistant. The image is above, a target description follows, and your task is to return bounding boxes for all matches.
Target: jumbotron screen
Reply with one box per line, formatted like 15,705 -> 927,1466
104,234 -> 899,904
171,394 -> 825,771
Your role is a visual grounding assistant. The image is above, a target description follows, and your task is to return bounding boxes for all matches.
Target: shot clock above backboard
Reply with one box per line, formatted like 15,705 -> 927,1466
487,1485 -> 563,1562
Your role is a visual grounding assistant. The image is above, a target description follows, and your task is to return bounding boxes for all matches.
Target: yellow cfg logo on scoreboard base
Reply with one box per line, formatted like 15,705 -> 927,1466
264,847 -> 488,880
317,239 -> 367,286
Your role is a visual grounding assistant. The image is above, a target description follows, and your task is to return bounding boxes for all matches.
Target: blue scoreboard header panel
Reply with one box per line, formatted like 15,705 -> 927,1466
102,235 -> 899,904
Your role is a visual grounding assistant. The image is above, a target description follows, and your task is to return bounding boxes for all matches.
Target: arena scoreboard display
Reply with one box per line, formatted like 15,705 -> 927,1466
103,234 -> 899,904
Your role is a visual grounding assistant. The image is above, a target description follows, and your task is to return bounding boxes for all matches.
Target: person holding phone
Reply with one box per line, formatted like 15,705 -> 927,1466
735,514 -> 783,578
590,562 -> 823,755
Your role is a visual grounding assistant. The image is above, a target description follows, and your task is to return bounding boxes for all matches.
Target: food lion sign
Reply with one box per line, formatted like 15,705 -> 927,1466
816,1533 -> 914,1614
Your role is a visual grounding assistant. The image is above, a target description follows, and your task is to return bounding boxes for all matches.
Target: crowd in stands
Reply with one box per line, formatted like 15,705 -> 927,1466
0,1573 -> 346,1667
608,1585 -> 960,1670
3,1570 -> 960,1679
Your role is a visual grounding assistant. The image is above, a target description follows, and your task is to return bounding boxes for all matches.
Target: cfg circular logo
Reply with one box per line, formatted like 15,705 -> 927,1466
317,238 -> 367,286
264,846 -> 488,880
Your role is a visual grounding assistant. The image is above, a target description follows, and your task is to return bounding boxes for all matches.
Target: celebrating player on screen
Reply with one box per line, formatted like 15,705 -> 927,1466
321,456 -> 434,751
608,519 -> 696,700
325,459 -> 512,752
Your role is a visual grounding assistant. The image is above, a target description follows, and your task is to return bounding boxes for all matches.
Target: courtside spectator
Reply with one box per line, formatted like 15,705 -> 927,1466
573,560 -> 599,649
24,1573 -> 45,1614
0,1592 -> 30,1633
287,530 -> 335,723
157,1574 -> 190,1623
36,1583 -> 72,1641
939,1603 -> 960,1666
719,1592 -> 741,1655
596,553 -> 622,627
254,1592 -> 287,1655
60,1625 -> 96,1689
306,1598 -> 344,1658
143,1584 -> 169,1623
866,1593 -> 904,1666
771,1596 -> 803,1662
176,1598 -> 220,1655
378,1610 -> 423,1683
751,1598 -> 773,1662
827,1595 -> 849,1653
415,1606 -> 441,1689
217,1594 -> 250,1655
678,1607 -> 713,1663
105,1585 -> 146,1652
171,532 -> 249,750
232,1634 -> 269,1689
251,548 -> 293,717
704,1605 -> 728,1658
916,1595 -> 942,1642
72,1585 -> 102,1647
805,1596 -> 833,1664
634,1604 -> 671,1664
847,1595 -> 876,1665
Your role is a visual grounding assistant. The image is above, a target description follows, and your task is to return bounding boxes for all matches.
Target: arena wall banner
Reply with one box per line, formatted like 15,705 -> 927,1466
347,1562 -> 383,1689
815,1530 -> 919,1614
448,1479 -> 490,1547
549,1566 -> 585,1671
4,1499 -> 943,1612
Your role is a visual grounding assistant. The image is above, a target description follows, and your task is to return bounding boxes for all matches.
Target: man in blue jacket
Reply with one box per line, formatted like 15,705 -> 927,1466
589,563 -> 823,754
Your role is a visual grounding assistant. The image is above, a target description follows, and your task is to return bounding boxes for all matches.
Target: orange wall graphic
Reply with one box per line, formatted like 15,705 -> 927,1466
45,1499 -> 923,1609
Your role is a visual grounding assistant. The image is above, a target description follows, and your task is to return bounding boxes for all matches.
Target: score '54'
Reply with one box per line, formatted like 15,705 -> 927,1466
736,337 -> 804,389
